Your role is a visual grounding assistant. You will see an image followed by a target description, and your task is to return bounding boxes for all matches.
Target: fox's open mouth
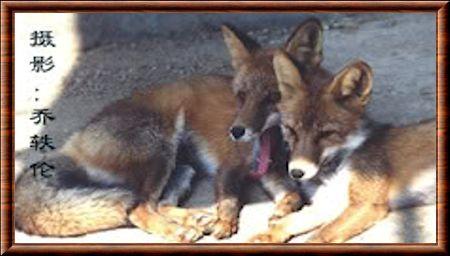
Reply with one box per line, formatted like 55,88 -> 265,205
249,127 -> 276,179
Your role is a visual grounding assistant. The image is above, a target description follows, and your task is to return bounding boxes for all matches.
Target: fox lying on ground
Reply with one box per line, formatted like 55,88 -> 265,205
15,19 -> 325,242
214,18 -> 331,237
249,50 -> 436,243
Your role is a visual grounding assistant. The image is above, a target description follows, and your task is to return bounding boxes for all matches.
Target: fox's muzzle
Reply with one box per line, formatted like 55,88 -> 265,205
230,126 -> 247,140
229,123 -> 254,141
230,96 -> 269,141
288,158 -> 319,180
289,168 -> 305,179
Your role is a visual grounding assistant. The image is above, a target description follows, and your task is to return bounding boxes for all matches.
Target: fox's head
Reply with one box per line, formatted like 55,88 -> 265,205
222,18 -> 325,142
273,51 -> 373,180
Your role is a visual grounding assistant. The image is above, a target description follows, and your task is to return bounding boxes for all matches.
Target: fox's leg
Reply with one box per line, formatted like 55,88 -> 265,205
158,165 -> 216,231
129,204 -> 202,242
307,171 -> 390,243
128,156 -> 203,242
210,168 -> 246,239
307,203 -> 388,243
248,204 -> 327,243
260,165 -> 304,223
157,205 -> 216,232
159,165 -> 196,207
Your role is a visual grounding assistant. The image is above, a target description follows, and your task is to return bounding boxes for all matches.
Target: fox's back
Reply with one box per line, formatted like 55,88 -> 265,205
132,75 -> 237,138
385,119 -> 436,208
386,119 -> 436,176
133,75 -> 252,169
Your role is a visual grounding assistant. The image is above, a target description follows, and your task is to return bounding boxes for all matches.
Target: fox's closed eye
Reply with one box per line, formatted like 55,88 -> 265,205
319,130 -> 336,138
237,91 -> 246,107
282,124 -> 298,141
237,91 -> 245,101
318,129 -> 344,146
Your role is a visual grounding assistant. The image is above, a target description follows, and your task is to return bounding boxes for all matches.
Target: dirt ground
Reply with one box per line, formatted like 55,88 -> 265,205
14,13 -> 436,243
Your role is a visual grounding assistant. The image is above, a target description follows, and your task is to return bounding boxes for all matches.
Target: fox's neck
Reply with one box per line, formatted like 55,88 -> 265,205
314,117 -> 390,182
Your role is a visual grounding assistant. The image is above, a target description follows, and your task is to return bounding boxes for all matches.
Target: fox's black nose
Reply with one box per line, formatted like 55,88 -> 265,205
289,169 -> 305,180
230,126 -> 246,140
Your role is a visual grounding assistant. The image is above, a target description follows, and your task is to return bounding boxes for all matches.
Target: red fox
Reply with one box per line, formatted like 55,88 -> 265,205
215,18 -> 329,237
249,50 -> 436,243
15,19 -> 325,242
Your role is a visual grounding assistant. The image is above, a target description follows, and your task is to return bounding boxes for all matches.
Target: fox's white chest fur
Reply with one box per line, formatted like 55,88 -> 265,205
296,160 -> 436,232
300,163 -> 351,225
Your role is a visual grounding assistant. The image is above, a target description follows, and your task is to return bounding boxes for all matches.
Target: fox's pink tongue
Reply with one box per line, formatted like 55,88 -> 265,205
250,131 -> 272,179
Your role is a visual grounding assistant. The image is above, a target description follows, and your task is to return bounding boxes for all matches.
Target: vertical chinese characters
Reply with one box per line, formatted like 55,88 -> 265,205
28,31 -> 57,178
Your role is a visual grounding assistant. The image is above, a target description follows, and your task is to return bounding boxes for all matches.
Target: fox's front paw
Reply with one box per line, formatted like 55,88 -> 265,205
248,230 -> 288,243
210,218 -> 238,239
129,206 -> 203,243
306,231 -> 343,243
269,192 -> 303,225
306,233 -> 327,243
184,209 -> 217,232
157,206 -> 216,234
131,214 -> 202,242
169,225 -> 203,243
248,233 -> 275,243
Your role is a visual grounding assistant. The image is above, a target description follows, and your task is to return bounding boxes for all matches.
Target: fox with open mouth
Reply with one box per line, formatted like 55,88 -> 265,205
15,19 -> 327,242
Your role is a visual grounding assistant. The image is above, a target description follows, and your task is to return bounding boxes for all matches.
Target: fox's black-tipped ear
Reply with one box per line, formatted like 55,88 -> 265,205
273,50 -> 305,100
284,17 -> 324,67
328,60 -> 373,108
222,25 -> 257,70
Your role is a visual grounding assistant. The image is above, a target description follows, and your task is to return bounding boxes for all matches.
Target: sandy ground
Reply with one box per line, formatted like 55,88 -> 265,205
14,13 -> 436,243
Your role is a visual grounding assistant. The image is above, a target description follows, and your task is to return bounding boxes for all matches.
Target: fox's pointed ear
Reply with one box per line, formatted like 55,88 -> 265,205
328,60 -> 373,107
222,25 -> 253,70
273,50 -> 305,100
284,17 -> 324,67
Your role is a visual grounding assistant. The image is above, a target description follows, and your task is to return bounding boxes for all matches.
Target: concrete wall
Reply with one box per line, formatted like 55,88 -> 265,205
76,13 -> 384,49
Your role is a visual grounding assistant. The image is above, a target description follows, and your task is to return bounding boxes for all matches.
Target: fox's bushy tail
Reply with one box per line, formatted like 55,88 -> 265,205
15,154 -> 135,237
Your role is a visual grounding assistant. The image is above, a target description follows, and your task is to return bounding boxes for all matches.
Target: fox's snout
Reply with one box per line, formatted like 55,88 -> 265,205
230,126 -> 246,140
229,125 -> 253,141
289,168 -> 305,179
288,158 -> 319,180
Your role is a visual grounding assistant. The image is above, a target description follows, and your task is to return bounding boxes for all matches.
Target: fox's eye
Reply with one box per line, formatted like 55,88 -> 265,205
281,124 -> 298,145
318,129 -> 344,146
237,91 -> 246,103
319,130 -> 336,138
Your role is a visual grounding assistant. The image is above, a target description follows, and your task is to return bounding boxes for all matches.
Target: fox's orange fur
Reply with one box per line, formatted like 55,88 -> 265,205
15,19 -> 326,242
249,51 -> 436,243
